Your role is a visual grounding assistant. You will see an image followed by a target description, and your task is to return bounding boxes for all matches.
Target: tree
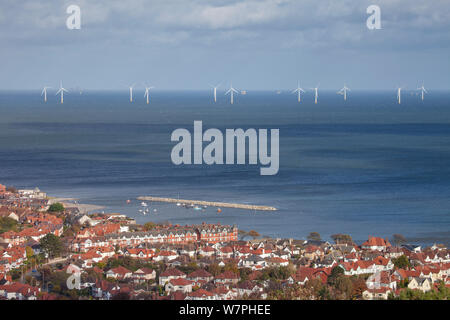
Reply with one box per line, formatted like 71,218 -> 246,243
307,232 -> 321,242
0,217 -> 19,233
351,277 -> 367,299
223,262 -> 239,274
327,266 -> 345,285
48,203 -> 65,213
6,186 -> 17,193
392,255 -> 411,269
25,246 -> 34,258
207,263 -> 222,276
247,230 -> 260,239
40,233 -> 63,258
392,234 -> 407,246
335,276 -> 353,299
331,234 -> 354,245
143,222 -> 157,231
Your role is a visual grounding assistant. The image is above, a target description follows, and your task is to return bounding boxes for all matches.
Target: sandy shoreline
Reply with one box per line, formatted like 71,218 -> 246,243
48,197 -> 105,214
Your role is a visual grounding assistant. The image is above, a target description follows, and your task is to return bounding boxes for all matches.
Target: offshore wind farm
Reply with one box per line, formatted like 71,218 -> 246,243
1,88 -> 449,245
38,81 -> 431,105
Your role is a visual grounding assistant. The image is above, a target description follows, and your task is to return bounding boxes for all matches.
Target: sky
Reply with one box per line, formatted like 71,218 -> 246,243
0,0 -> 449,90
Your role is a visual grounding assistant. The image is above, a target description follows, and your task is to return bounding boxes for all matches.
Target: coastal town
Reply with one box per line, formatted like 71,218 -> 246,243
0,183 -> 449,300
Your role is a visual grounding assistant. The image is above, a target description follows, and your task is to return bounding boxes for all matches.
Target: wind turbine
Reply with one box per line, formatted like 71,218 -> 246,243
292,81 -> 305,103
396,86 -> 403,104
144,86 -> 154,104
41,87 -> 51,102
417,83 -> 427,101
129,84 -> 135,102
337,84 -> 350,101
210,83 -> 221,103
225,82 -> 239,104
55,82 -> 68,104
311,84 -> 319,104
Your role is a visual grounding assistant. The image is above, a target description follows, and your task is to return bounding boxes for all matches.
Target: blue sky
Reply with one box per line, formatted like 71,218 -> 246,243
1,0 -> 449,90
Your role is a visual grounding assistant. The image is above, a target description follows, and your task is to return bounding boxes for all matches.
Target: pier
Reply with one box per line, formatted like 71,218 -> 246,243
137,196 -> 277,211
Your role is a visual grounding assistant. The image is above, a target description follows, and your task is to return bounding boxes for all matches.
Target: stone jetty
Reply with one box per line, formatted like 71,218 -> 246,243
137,196 -> 277,211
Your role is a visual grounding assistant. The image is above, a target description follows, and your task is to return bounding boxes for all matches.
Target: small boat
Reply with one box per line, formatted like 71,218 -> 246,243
138,209 -> 143,213
193,206 -> 202,211
217,208 -> 222,213
153,209 -> 157,213
126,199 -> 131,204
176,203 -> 181,207
141,202 -> 148,207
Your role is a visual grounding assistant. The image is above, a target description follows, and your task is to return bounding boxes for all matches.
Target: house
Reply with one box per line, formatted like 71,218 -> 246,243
132,268 -> 156,283
339,261 -> 376,276
236,280 -> 263,297
198,246 -> 216,257
408,277 -> 432,292
239,255 -> 267,269
214,271 -> 240,286
92,280 -> 113,300
288,267 -> 330,285
362,287 -> 391,300
372,256 -> 394,271
187,269 -> 213,283
159,268 -> 186,285
165,278 -> 193,293
212,286 -> 237,300
217,246 -> 234,259
362,236 -> 391,251
185,289 -> 216,300
105,266 -> 132,280
179,244 -> 196,257
266,257 -> 289,267
366,271 -> 397,290
0,282 -> 40,300
153,250 -> 178,262
123,248 -> 154,260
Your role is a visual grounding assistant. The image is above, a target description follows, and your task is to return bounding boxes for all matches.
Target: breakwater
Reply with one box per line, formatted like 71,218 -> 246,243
137,196 -> 277,211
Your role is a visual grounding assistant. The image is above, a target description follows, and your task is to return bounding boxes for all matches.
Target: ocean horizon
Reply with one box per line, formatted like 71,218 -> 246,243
0,90 -> 449,246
